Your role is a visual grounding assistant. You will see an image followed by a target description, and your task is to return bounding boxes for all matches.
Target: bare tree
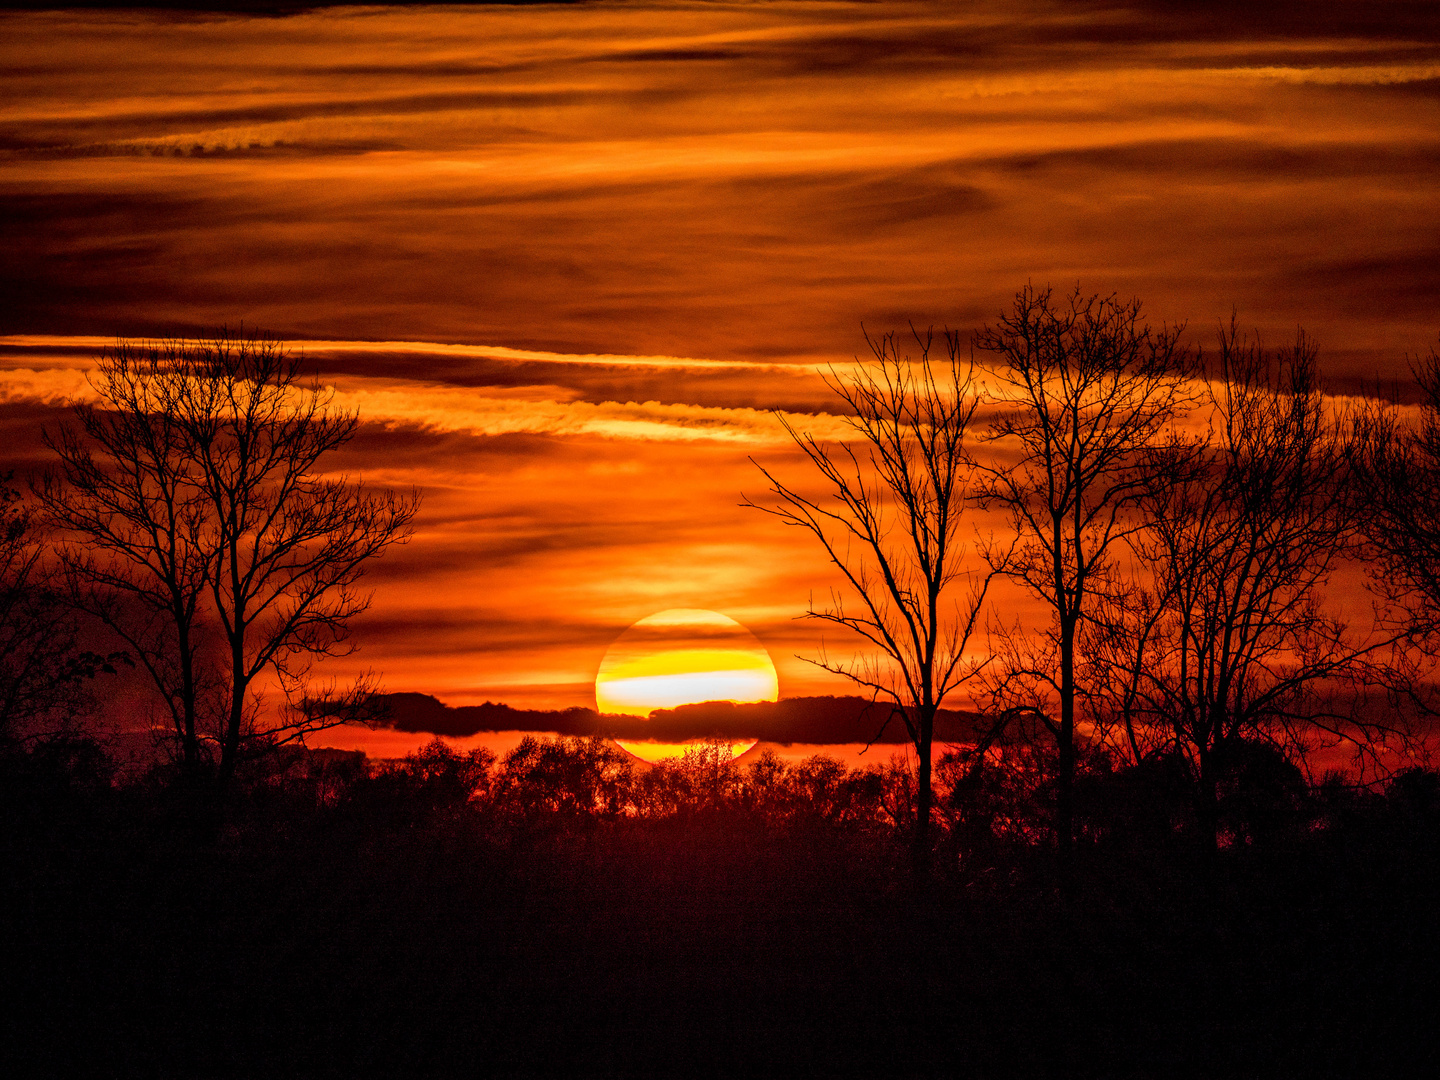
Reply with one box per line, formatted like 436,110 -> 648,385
1090,321 -> 1409,850
0,477 -> 122,746
37,332 -> 418,797
974,284 -> 1198,858
746,328 -> 998,864
37,352 -> 215,783
176,334 -> 417,792
1352,339 -> 1440,664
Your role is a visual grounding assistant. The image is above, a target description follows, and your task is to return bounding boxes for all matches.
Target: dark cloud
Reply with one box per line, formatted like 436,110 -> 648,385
0,402 -> 66,473
1280,249 -> 1440,319
354,611 -> 623,659
719,165 -> 996,238
19,0 -> 1433,45
981,140 -> 1440,182
375,692 -> 986,746
1086,1 -> 1440,41
0,88 -> 704,156
317,349 -> 840,413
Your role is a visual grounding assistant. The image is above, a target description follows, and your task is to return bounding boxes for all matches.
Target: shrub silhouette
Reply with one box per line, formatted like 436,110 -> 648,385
494,734 -> 633,824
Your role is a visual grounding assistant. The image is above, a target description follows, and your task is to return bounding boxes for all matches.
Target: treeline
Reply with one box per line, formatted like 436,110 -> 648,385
11,723 -> 1436,865
6,727 -> 1439,1075
235,732 -> 1440,859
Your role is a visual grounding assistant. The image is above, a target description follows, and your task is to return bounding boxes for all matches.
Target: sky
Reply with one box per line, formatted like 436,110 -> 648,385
2,1 -> 1439,757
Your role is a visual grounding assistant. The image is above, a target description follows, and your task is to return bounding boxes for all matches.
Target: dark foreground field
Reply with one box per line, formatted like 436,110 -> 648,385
4,740 -> 1438,1078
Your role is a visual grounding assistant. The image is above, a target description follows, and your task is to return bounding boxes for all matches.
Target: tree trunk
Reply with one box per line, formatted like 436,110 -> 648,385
1196,747 -> 1221,857
150,617 -> 214,841
216,640 -> 246,799
1057,632 -> 1075,862
176,626 -> 205,798
914,712 -> 934,877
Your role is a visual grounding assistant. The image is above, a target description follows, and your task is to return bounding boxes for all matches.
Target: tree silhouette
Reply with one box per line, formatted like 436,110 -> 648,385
1089,321 -> 1407,850
1353,338 -> 1440,670
747,328 -> 998,867
0,477 -> 121,745
37,355 -> 214,783
496,734 -> 634,823
37,331 -> 418,798
974,284 -> 1198,858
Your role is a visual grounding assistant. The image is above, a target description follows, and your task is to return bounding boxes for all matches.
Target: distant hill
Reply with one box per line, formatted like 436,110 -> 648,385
369,692 -> 987,746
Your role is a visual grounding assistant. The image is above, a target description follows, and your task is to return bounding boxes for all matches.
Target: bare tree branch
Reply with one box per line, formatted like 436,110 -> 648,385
973,283 -> 1201,857
1088,318 -> 1416,850
745,326 -> 999,866
34,331 -> 419,800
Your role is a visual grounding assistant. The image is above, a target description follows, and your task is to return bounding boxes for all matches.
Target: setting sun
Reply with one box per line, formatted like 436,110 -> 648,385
596,609 -> 778,762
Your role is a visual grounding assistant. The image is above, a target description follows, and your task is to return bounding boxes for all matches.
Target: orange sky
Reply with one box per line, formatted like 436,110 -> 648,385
2,1 -> 1438,752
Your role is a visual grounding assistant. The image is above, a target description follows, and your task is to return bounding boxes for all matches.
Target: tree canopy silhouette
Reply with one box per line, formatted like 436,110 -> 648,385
37,331 -> 417,797
747,327 -> 998,866
1353,338 -> 1440,671
974,284 -> 1199,858
1089,320 -> 1408,849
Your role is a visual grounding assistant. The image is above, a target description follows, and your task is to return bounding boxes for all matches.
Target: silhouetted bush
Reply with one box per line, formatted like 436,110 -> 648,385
493,734 -> 630,825
1215,740 -> 1310,846
1075,749 -> 1197,852
344,736 -> 494,829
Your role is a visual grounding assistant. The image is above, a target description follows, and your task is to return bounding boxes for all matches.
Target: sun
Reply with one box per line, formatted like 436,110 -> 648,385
595,609 -> 777,763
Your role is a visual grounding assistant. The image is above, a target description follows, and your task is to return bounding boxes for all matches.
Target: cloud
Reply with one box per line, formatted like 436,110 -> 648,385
338,385 -> 855,446
301,338 -> 787,372
5,1 -> 1437,366
0,335 -> 861,446
0,366 -> 91,406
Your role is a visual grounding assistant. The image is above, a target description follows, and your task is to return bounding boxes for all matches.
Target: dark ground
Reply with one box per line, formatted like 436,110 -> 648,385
3,744 -> 1438,1078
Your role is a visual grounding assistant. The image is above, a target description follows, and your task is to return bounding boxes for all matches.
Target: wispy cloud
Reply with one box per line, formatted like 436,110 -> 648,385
0,366 -> 90,406
0,335 -> 860,445
1,334 -> 788,372
344,386 -> 854,446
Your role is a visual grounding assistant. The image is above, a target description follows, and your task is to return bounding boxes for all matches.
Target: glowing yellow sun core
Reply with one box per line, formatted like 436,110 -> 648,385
595,609 -> 777,762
